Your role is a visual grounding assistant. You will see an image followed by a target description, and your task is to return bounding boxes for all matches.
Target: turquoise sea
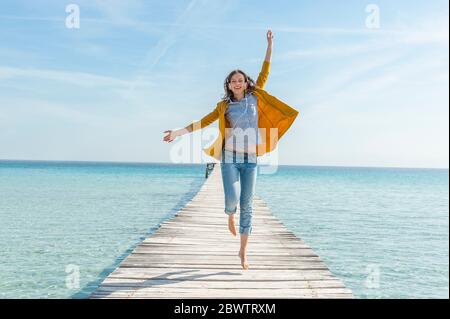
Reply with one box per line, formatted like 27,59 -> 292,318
0,160 -> 448,299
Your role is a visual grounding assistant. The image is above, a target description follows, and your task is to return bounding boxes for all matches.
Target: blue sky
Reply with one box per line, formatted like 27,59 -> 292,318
0,0 -> 448,168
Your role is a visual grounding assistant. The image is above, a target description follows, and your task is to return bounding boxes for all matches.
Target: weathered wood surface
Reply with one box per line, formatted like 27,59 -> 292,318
90,164 -> 353,299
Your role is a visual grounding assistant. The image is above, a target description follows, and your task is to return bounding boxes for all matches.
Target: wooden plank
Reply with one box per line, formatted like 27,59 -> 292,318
107,268 -> 338,280
90,288 -> 354,299
90,165 -> 353,299
141,239 -> 309,247
127,253 -> 321,260
119,263 -> 330,270
100,278 -> 347,289
132,248 -> 317,255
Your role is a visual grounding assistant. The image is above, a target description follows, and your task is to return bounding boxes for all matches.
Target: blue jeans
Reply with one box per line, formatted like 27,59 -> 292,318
220,148 -> 258,235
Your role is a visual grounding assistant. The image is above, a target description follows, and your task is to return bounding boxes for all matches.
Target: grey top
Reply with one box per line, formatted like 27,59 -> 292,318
224,92 -> 260,154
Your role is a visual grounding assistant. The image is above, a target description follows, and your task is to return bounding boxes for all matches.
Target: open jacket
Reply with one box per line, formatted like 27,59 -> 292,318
187,60 -> 299,161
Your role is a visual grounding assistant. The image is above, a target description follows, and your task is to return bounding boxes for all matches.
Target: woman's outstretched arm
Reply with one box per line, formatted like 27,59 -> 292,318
256,29 -> 273,89
163,105 -> 220,143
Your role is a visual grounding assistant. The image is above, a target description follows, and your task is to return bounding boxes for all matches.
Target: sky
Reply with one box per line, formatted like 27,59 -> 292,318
0,0 -> 448,168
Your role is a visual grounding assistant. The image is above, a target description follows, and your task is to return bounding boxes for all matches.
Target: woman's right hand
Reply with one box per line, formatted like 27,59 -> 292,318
163,129 -> 183,143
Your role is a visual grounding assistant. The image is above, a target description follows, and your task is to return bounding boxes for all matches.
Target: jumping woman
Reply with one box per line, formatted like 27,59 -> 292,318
163,29 -> 299,270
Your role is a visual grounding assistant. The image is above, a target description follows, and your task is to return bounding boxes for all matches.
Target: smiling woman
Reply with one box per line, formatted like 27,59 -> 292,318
0,0 -> 448,304
163,29 -> 300,271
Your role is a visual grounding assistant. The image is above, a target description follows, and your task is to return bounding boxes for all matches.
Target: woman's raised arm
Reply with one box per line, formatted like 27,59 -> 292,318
265,29 -> 273,62
256,29 -> 273,89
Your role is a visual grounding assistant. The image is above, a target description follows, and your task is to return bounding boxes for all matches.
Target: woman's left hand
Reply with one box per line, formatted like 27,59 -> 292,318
266,29 -> 273,46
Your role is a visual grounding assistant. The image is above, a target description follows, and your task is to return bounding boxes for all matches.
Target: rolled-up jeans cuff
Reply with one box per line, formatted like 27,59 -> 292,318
239,226 -> 252,235
224,208 -> 237,215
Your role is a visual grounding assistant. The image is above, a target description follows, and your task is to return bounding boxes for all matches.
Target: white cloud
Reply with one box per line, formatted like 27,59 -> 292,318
91,0 -> 146,25
0,66 -> 154,89
279,42 -> 381,60
124,0 -> 239,98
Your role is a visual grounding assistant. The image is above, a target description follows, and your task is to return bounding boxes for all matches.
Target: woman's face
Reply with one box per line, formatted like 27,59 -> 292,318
228,72 -> 247,97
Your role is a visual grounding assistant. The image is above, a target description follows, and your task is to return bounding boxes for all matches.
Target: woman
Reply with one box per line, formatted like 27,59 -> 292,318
163,30 -> 299,270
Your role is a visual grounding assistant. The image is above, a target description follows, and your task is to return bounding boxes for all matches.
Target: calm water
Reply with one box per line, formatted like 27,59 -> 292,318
0,161 -> 448,298
0,160 -> 205,298
256,166 -> 449,299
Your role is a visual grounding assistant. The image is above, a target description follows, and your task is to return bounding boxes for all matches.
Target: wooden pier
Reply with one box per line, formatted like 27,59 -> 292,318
90,164 -> 353,299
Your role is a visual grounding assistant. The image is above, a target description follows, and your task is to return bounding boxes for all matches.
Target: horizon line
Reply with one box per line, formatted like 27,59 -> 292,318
0,158 -> 448,170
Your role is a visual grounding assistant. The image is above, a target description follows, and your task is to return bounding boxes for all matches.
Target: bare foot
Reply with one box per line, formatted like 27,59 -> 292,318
238,250 -> 249,270
228,214 -> 237,236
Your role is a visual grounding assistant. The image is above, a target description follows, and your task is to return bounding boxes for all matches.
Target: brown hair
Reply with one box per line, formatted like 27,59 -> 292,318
222,69 -> 256,102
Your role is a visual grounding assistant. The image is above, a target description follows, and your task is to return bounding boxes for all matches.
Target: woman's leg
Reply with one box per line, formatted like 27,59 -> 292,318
238,160 -> 257,270
239,162 -> 257,235
220,151 -> 240,236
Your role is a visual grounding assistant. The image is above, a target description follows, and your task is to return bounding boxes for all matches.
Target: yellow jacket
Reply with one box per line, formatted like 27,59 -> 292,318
187,60 -> 299,161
